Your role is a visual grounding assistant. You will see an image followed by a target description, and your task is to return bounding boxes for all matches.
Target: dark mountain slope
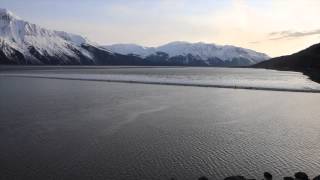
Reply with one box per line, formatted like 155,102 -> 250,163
254,43 -> 320,83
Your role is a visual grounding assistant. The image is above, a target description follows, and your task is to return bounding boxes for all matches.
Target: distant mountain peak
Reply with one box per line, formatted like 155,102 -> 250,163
103,42 -> 270,66
0,8 -> 20,20
0,8 -> 89,46
0,9 -> 269,67
0,9 -> 148,65
164,41 -> 190,45
0,9 -> 99,64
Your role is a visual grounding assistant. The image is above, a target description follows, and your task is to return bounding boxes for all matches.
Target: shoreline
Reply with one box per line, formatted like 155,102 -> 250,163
302,69 -> 320,84
1,73 -> 320,93
173,172 -> 320,180
251,66 -> 320,84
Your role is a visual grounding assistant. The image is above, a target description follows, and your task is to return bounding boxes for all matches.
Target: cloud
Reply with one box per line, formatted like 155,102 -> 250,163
249,28 -> 320,44
268,29 -> 320,40
248,40 -> 261,44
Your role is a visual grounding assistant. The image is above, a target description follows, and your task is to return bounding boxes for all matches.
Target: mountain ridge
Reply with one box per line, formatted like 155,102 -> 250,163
102,42 -> 270,66
1,8 -> 269,66
1,9 -> 88,64
254,42 -> 320,83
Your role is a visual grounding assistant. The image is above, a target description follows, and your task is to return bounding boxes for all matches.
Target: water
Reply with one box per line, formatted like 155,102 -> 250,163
1,67 -> 320,180
1,66 -> 320,92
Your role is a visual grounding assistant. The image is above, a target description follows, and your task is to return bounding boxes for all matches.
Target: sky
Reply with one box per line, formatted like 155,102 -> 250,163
1,0 -> 320,57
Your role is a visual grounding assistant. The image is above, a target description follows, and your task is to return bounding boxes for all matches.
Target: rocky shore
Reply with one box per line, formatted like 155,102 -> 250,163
171,172 -> 320,180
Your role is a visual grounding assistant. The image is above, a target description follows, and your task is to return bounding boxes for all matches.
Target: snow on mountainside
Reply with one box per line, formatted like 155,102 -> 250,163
0,8 -> 97,64
0,9 -> 146,65
0,8 -> 145,65
104,44 -> 156,57
103,41 -> 270,66
0,8 -> 269,66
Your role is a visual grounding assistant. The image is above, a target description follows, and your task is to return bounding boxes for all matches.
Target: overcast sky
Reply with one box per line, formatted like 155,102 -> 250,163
2,0 -> 320,57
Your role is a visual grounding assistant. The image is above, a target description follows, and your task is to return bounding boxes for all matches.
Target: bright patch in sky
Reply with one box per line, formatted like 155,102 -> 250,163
1,0 -> 320,57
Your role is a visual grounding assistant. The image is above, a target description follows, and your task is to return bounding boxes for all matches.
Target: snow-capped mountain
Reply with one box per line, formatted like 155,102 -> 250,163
103,41 -> 270,66
0,8 -> 88,64
0,8 -> 269,66
0,8 -> 143,65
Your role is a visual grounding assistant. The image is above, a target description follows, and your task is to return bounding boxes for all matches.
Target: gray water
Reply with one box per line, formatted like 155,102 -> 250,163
1,67 -> 320,180
2,66 -> 320,92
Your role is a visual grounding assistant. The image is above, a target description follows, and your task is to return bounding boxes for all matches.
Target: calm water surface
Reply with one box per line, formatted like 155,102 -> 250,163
1,67 -> 320,180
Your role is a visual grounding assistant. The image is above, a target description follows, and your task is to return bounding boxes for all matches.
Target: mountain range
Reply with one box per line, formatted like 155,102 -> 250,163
103,42 -> 269,66
0,8 -> 149,65
0,8 -> 269,66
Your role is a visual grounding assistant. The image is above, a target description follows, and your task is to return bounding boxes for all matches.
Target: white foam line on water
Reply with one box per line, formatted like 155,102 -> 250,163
1,73 -> 320,93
